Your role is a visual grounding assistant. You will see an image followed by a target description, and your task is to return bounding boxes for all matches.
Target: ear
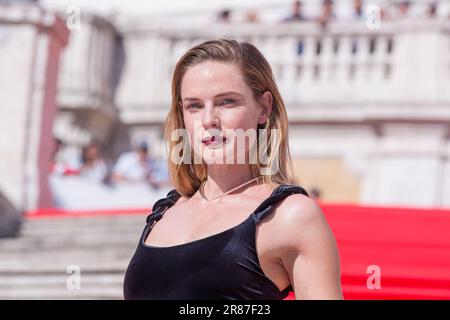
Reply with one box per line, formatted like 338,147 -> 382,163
258,91 -> 273,125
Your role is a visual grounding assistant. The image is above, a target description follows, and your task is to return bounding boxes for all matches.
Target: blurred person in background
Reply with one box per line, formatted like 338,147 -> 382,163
352,0 -> 365,20
317,0 -> 336,27
112,141 -> 169,190
281,0 -> 307,22
245,10 -> 260,23
50,138 -> 80,176
217,9 -> 231,23
425,2 -> 438,18
380,5 -> 392,21
281,1 -> 308,56
396,1 -> 412,19
79,143 -> 109,184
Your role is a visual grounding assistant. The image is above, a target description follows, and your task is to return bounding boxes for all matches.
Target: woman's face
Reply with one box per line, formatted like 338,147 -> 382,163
180,61 -> 271,165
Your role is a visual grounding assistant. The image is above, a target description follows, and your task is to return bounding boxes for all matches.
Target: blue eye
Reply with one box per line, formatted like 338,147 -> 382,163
186,104 -> 202,110
218,98 -> 237,106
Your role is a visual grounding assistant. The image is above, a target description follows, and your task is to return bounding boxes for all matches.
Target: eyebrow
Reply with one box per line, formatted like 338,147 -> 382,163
182,91 -> 244,102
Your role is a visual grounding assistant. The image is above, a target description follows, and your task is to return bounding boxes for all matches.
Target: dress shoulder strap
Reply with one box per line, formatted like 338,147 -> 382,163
146,189 -> 181,226
253,184 -> 309,223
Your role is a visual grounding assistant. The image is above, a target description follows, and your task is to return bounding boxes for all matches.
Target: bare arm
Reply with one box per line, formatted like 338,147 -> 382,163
277,195 -> 343,299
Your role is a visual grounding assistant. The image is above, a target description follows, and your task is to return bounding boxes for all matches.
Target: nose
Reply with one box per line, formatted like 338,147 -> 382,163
202,103 -> 219,129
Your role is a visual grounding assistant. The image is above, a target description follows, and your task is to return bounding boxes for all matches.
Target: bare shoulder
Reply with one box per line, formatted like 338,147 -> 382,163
271,193 -> 335,251
271,193 -> 342,299
277,193 -> 326,223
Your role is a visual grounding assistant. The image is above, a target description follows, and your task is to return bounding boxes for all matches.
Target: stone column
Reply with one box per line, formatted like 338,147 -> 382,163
0,4 -> 69,219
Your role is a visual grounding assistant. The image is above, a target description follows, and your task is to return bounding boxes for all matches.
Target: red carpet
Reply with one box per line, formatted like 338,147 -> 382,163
321,203 -> 450,300
27,203 -> 450,300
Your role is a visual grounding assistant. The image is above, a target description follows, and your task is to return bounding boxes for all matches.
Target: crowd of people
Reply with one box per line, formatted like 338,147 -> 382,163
216,0 -> 447,25
51,139 -> 170,191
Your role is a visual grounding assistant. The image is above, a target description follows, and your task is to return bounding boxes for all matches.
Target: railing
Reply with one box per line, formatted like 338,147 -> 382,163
116,20 -> 450,123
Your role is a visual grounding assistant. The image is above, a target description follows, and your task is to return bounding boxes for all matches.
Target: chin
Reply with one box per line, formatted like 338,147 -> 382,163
201,152 -> 228,165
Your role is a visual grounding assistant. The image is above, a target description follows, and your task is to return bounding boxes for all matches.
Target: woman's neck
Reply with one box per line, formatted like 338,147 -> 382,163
203,165 -> 259,199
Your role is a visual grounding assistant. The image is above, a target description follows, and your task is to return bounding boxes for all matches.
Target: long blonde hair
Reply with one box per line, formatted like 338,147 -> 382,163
164,39 -> 295,197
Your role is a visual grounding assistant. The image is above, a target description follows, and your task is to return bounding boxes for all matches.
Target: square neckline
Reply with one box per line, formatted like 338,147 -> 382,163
140,184 -> 284,250
141,213 -> 255,249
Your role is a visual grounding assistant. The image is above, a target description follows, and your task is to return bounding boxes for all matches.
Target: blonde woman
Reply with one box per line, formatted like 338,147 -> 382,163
123,39 -> 342,300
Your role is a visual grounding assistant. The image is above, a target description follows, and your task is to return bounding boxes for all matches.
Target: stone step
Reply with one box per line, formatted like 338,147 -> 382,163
0,215 -> 145,252
0,272 -> 124,287
0,252 -> 134,272
0,287 -> 123,299
19,225 -> 143,237
0,232 -> 142,252
22,219 -> 145,230
21,216 -> 146,230
0,263 -> 128,273
0,214 -> 145,299
0,271 -> 127,299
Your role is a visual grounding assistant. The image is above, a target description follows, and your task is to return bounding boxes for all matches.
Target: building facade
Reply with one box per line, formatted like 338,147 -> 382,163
1,2 -> 449,212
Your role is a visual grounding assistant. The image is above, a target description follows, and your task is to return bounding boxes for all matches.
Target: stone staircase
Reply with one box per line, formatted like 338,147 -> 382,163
0,214 -> 147,299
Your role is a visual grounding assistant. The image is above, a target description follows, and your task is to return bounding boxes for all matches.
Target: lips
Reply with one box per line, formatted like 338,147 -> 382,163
202,135 -> 227,145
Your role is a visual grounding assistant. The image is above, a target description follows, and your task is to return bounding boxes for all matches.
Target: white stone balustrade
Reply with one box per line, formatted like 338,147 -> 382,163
116,20 -> 450,123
